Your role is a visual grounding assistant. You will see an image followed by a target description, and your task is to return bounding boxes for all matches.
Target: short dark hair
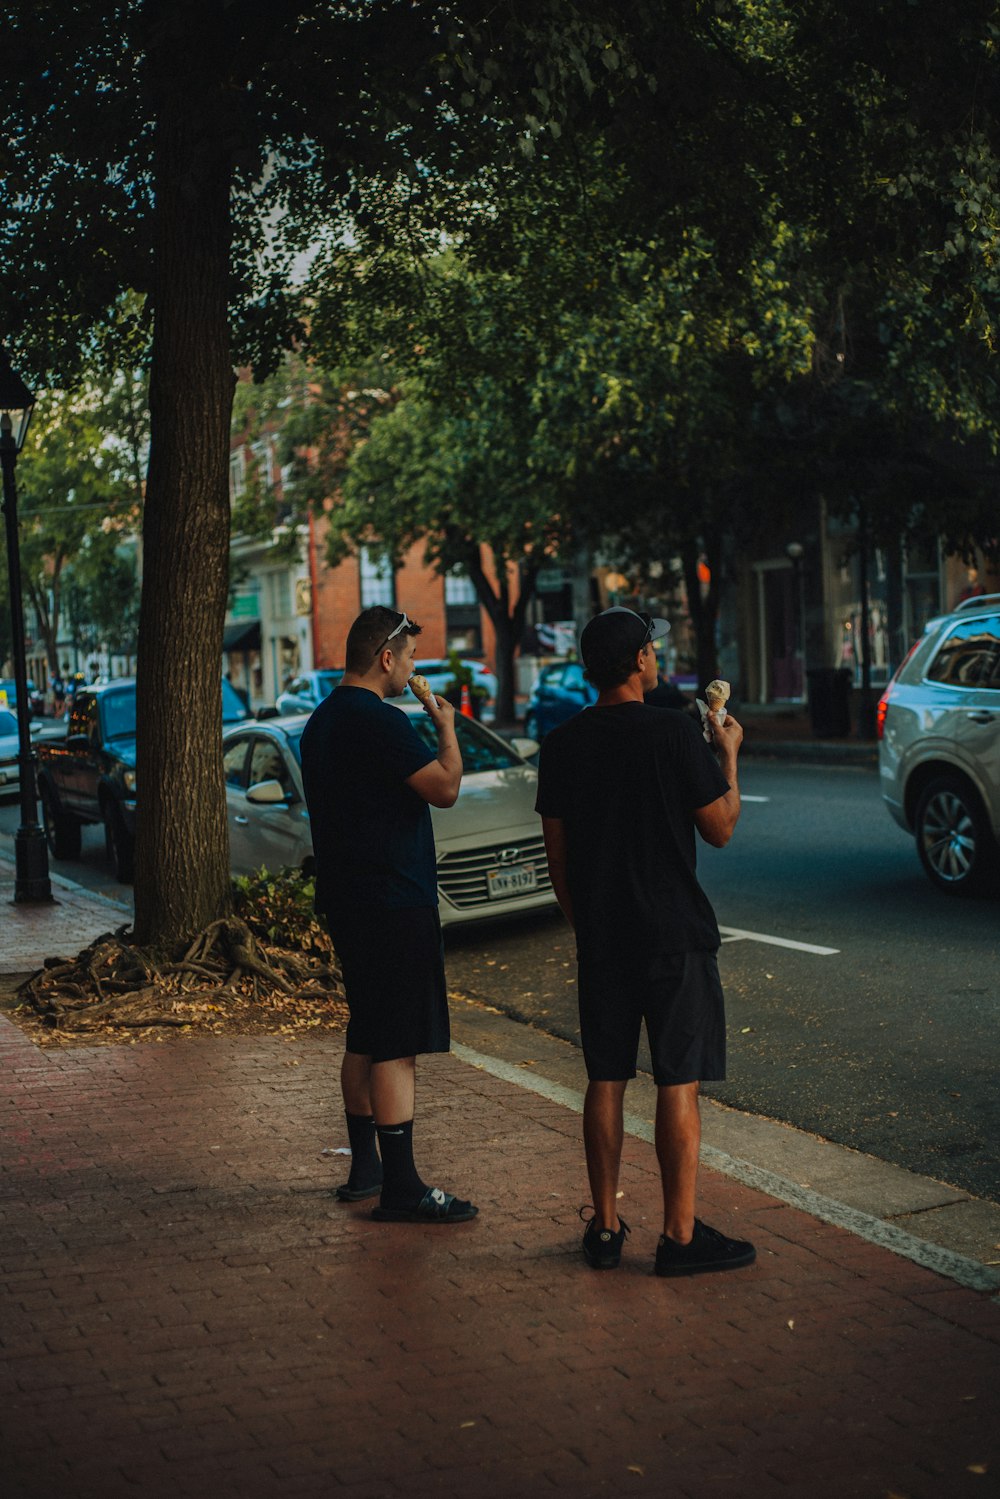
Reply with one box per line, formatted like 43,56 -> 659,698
584,653 -> 643,692
345,606 -> 422,672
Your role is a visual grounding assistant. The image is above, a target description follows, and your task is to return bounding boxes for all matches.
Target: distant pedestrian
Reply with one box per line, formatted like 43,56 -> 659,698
536,607 -> 755,1276
300,606 -> 477,1225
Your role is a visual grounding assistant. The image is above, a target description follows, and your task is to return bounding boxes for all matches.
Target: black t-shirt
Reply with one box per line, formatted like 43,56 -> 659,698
534,702 -> 730,959
300,687 -> 438,912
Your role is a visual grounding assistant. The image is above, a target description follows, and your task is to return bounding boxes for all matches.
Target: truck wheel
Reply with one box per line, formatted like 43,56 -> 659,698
103,803 -> 135,884
915,774 -> 998,896
40,785 -> 82,860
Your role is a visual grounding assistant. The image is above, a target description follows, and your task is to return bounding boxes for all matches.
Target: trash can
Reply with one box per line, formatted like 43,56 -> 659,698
806,667 -> 852,738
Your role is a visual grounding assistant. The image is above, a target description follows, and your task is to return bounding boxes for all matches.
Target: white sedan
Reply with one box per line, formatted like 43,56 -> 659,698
222,704 -> 553,926
0,707 -> 43,797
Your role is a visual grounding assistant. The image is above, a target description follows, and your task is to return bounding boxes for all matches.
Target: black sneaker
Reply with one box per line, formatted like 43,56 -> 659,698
580,1206 -> 630,1270
655,1219 -> 756,1277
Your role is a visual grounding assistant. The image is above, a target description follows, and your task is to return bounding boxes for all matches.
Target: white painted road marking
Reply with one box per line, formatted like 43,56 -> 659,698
741,795 -> 770,802
719,926 -> 840,956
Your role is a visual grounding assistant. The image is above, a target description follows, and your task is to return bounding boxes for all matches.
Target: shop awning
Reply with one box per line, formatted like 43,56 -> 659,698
223,619 -> 261,653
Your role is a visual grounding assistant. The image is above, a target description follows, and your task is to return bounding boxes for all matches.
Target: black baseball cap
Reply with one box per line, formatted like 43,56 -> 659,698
579,607 -> 671,673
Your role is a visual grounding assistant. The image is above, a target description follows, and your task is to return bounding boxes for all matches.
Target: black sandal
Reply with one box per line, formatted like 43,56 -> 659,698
371,1186 -> 478,1223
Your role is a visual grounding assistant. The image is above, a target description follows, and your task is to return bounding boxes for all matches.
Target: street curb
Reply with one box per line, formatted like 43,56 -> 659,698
452,1040 -> 1000,1297
0,839 -> 132,914
742,739 -> 878,766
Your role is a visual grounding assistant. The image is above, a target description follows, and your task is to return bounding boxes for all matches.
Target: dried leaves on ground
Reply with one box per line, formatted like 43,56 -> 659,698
10,870 -> 348,1047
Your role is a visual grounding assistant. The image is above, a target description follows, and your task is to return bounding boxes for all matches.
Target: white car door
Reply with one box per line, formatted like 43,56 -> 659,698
238,734 -> 312,876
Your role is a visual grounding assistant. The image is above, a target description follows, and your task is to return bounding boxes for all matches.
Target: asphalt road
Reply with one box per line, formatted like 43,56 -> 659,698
5,760 -> 998,1201
443,760 -> 1000,1204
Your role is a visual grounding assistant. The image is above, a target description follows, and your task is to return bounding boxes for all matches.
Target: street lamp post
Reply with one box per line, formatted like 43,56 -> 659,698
0,345 -> 51,902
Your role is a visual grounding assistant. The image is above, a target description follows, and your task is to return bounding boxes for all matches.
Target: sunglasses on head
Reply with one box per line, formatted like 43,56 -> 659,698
636,611 -> 655,649
372,610 -> 413,658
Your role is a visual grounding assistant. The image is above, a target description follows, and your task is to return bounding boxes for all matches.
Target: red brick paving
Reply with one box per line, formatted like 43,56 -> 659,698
1,1016 -> 998,1498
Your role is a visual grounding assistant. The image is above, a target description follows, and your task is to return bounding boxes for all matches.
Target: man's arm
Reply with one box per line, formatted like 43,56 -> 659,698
693,714 -> 742,848
541,815 -> 574,927
406,695 -> 463,808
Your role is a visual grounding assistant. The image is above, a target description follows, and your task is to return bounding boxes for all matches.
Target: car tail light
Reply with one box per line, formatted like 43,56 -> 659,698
876,689 -> 890,739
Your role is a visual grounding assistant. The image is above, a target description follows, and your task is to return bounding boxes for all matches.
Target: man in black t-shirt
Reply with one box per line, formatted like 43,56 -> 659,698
536,607 -> 755,1277
300,606 -> 477,1226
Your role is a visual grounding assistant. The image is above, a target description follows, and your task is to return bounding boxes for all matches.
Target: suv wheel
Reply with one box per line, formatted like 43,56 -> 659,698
40,785 -> 82,860
103,802 -> 135,884
915,775 -> 998,895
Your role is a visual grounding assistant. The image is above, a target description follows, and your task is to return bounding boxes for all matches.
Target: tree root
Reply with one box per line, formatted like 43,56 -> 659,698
17,915 -> 345,1037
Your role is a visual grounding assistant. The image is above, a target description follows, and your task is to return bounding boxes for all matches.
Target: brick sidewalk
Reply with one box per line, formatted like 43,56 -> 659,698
2,1022 -> 997,1498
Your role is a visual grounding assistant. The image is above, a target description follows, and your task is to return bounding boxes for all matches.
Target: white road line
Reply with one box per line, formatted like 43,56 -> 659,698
719,926 -> 840,956
741,795 -> 770,802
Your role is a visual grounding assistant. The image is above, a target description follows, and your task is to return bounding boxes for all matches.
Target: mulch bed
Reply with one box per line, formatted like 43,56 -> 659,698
6,916 -> 348,1048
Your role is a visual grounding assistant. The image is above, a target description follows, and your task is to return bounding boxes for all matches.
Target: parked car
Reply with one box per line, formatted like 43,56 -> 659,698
275,669 -> 346,716
523,660 -> 598,740
0,676 -> 48,717
35,676 -> 250,881
222,706 -> 552,925
878,593 -> 1000,894
411,658 -> 498,720
0,707 -> 44,796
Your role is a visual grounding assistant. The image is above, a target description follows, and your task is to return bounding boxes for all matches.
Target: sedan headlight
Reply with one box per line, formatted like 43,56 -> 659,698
123,769 -> 137,793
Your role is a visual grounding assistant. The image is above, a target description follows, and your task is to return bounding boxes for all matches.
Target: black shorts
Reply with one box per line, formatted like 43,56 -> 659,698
576,949 -> 726,1086
323,905 -> 450,1063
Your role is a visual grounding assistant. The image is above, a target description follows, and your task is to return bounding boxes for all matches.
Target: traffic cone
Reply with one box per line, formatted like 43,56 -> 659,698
460,683 -> 474,718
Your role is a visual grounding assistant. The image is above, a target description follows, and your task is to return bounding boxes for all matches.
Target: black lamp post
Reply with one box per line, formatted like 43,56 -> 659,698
0,345 -> 51,902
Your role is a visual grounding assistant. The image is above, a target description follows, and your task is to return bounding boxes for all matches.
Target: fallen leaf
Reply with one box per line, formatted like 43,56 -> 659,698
968,1464 -> 988,1475
741,1026 -> 752,1034
787,1319 -> 795,1330
627,1465 -> 644,1477
460,1421 -> 476,1429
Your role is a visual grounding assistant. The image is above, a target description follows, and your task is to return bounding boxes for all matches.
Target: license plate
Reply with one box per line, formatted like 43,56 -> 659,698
487,864 -> 537,899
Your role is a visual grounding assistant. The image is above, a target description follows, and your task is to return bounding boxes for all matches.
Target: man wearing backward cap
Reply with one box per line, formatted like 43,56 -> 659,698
535,607 -> 755,1277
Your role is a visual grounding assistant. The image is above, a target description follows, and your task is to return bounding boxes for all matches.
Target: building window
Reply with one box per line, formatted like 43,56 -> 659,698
360,547 -> 395,608
267,570 -> 293,621
251,438 -> 274,490
445,571 -> 478,605
229,448 -> 246,500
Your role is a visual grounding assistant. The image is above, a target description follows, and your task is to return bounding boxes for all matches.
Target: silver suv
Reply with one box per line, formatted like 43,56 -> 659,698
878,594 -> 1000,894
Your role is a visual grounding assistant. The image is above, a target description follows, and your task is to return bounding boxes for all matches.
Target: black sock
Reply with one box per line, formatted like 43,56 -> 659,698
344,1112 -> 382,1191
375,1120 -> 427,1208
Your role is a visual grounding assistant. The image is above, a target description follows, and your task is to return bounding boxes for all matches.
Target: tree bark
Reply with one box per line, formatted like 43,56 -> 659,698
464,544 -> 539,727
681,534 -> 721,693
134,4 -> 236,945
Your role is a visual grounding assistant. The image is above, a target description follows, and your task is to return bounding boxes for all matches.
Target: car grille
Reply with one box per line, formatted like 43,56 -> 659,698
437,834 -> 551,908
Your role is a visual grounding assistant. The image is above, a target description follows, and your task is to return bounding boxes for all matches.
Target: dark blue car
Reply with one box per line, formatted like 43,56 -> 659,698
523,661 -> 598,740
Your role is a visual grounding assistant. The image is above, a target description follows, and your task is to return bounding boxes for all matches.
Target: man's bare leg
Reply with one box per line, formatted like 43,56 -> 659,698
369,1055 -> 416,1124
341,1050 -> 373,1113
583,1080 -> 628,1230
655,1080 -> 701,1243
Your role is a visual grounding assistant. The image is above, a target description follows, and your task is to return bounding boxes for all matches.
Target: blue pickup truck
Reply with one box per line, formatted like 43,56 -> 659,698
36,678 -> 249,882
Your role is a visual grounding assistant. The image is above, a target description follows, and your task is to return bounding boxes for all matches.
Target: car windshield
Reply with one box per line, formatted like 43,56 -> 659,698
101,688 -> 137,740
0,709 -> 17,735
408,714 -> 521,772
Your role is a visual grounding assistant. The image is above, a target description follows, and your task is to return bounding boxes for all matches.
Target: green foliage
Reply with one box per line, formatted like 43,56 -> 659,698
16,382 -> 140,669
442,650 -> 488,701
231,867 -> 332,958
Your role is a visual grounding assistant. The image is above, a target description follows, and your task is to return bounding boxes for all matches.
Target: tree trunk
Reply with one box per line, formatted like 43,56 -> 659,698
681,536 -> 721,693
464,544 -> 539,728
134,7 -> 236,946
